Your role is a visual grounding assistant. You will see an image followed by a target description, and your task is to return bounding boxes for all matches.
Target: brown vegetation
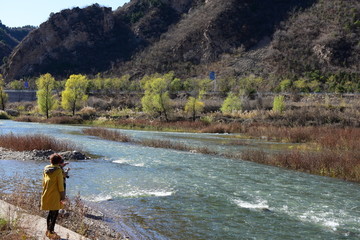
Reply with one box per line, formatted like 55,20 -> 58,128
15,115 -> 83,124
115,119 -> 209,132
82,127 -> 131,142
0,133 -> 77,152
241,149 -> 360,182
81,125 -> 360,182
81,127 -> 217,155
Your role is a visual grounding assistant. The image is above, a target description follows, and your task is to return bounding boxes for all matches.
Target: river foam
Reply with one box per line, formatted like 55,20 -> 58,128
113,159 -> 145,167
85,190 -> 173,202
232,198 -> 269,210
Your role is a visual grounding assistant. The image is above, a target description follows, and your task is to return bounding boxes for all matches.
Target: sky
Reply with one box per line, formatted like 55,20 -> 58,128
0,0 -> 130,27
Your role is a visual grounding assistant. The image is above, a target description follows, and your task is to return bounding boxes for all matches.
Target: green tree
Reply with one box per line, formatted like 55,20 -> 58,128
221,92 -> 243,114
61,74 -> 88,116
273,95 -> 286,113
36,73 -> 57,119
184,91 -> 205,121
238,74 -> 264,96
9,80 -> 23,90
0,74 -> 8,110
294,78 -> 310,92
278,79 -> 292,92
141,74 -> 172,121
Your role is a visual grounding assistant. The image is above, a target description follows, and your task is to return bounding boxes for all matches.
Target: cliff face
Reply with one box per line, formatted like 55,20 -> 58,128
2,0 -> 358,81
0,22 -> 35,65
2,5 -> 138,80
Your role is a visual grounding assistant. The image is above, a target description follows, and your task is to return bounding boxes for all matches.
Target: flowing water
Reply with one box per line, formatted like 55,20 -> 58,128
1,120 -> 360,239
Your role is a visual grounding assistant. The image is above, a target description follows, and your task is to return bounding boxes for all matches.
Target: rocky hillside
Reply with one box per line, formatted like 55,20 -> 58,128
267,0 -> 360,78
0,21 -> 35,66
1,0 -> 359,83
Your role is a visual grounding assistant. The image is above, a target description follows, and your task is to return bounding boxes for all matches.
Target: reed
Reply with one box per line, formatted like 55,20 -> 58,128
82,127 -> 132,142
0,133 -> 77,152
82,127 -> 217,155
115,119 -> 208,131
240,149 -> 360,182
136,139 -> 217,155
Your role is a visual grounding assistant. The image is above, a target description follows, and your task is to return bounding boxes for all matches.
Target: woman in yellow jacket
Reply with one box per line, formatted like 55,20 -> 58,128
41,153 -> 66,240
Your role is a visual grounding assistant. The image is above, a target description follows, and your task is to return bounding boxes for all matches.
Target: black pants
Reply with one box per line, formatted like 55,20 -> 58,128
47,210 -> 59,232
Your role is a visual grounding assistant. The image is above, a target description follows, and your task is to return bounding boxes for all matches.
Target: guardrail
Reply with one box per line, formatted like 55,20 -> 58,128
4,90 -> 37,102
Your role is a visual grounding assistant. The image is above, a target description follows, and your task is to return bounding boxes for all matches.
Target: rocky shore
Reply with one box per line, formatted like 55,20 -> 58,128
0,147 -> 88,161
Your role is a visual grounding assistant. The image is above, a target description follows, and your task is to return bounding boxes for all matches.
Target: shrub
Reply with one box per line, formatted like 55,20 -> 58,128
5,109 -> 19,117
46,116 -> 83,124
78,106 -> 97,120
272,95 -> 286,113
221,92 -> 242,114
0,110 -> 10,119
14,116 -> 42,122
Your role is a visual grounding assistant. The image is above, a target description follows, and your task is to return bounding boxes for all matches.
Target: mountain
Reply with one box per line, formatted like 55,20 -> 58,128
1,0 -> 359,83
0,21 -> 35,67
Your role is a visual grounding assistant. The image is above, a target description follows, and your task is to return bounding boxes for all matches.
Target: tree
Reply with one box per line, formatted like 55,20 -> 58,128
0,74 -> 8,110
9,80 -> 23,90
141,74 -> 172,121
184,96 -> 204,121
36,73 -> 57,118
183,78 -> 210,121
273,95 -> 286,113
61,74 -> 88,116
221,92 -> 243,114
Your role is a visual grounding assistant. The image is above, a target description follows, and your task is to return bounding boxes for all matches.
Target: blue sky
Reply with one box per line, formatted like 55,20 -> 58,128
0,0 -> 130,27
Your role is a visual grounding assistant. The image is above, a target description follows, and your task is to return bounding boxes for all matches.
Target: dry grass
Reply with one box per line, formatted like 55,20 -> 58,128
14,116 -> 42,122
0,218 -> 34,240
82,127 -> 132,142
46,116 -> 83,124
240,148 -> 360,182
82,127 -> 217,155
137,139 -> 217,155
0,133 -> 77,152
15,115 -> 83,124
115,119 -> 209,132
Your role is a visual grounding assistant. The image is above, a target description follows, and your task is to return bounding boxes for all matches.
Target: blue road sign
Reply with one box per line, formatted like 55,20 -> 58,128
209,71 -> 216,80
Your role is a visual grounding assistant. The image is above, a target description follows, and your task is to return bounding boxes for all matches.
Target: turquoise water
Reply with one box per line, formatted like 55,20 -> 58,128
1,120 -> 360,239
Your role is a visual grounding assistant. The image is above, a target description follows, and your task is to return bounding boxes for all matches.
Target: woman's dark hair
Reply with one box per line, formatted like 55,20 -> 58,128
50,154 -> 63,165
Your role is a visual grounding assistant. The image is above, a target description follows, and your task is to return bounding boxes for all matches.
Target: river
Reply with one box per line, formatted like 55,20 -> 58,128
0,120 -> 359,239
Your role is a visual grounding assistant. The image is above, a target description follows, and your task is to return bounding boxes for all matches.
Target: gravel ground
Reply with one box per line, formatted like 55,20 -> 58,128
0,147 -> 88,161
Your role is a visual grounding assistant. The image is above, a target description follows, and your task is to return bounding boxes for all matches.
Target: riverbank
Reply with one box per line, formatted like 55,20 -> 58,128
0,147 -> 128,240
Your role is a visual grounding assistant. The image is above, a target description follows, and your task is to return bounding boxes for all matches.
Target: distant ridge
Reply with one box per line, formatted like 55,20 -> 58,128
1,0 -> 359,82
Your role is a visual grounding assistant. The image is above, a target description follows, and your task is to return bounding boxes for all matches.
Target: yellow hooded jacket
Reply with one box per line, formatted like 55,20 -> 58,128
41,164 -> 64,210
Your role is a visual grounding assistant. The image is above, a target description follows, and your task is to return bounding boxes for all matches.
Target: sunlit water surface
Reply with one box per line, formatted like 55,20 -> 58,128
1,120 -> 360,239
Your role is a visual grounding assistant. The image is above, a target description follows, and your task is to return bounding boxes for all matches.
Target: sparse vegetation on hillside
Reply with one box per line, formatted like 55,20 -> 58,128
268,0 -> 360,89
